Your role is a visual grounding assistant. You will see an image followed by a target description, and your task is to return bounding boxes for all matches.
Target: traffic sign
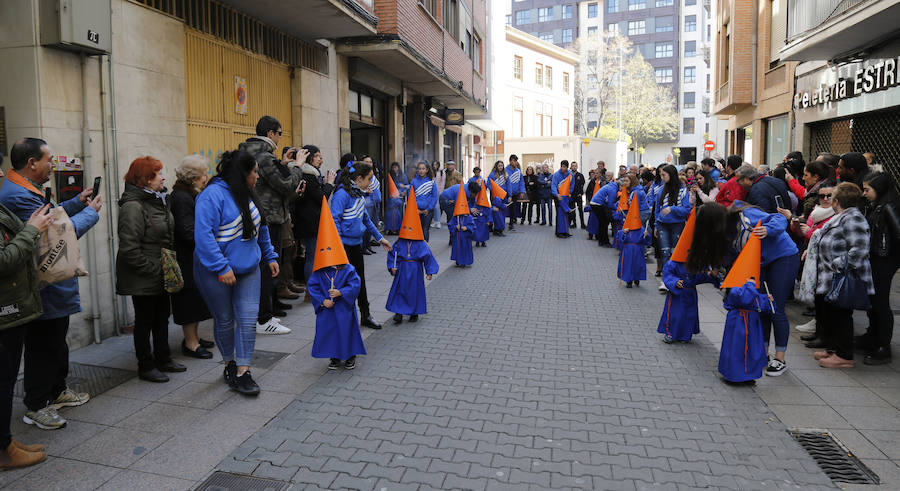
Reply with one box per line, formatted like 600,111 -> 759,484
704,140 -> 716,151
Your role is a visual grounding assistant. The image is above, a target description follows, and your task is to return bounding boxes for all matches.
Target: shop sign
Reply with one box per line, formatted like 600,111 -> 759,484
794,56 -> 900,110
445,109 -> 465,125
234,76 -> 248,115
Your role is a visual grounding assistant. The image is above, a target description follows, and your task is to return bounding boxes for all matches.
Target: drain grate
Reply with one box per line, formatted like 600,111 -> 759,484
196,471 -> 290,490
252,350 -> 289,369
14,362 -> 134,399
789,430 -> 880,485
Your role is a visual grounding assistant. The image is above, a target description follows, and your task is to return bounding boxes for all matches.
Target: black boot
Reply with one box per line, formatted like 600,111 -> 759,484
864,347 -> 892,365
393,313 -> 403,325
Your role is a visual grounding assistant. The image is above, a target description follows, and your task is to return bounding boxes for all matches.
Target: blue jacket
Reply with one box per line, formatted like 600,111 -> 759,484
708,168 -> 721,183
194,179 -> 277,276
745,176 -> 793,214
0,177 -> 99,320
550,170 -> 572,198
537,172 -> 552,200
731,202 -> 798,266
410,176 -> 437,211
592,181 -> 619,208
505,165 -> 525,195
654,184 -> 691,225
488,170 -> 508,193
366,177 -> 382,205
330,185 -> 383,247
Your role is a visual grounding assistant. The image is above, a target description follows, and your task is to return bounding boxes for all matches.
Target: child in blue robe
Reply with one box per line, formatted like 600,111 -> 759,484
472,204 -> 491,247
449,213 -> 475,267
491,196 -> 507,236
718,281 -> 775,383
386,239 -> 439,324
384,194 -> 403,234
657,261 -> 718,342
309,264 -> 366,370
615,228 -> 650,287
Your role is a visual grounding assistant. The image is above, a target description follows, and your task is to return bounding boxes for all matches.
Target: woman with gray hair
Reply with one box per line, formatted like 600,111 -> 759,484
169,154 -> 214,359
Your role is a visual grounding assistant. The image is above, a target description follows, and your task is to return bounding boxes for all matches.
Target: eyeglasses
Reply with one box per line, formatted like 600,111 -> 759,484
275,130 -> 283,136
818,193 -> 832,200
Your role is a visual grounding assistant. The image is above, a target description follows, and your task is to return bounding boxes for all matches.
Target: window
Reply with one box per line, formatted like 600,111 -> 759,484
515,10 -> 530,25
563,72 -> 570,93
587,50 -> 598,64
562,29 -> 573,43
706,73 -> 710,91
535,101 -> 543,136
685,0 -> 696,4
464,30 -> 472,58
685,40 -> 696,57
683,117 -> 695,134
540,32 -> 554,42
473,35 -> 481,72
684,92 -> 696,108
655,67 -> 673,83
545,66 -> 553,89
443,0 -> 458,40
419,0 -> 437,17
538,7 -> 553,22
628,20 -> 646,35
513,97 -> 524,137
587,26 -> 598,37
535,63 -> 543,86
588,73 -> 598,89
685,15 -> 696,32
505,15 -> 511,25
766,115 -> 789,169
684,66 -> 696,83
628,0 -> 646,10
589,3 -> 599,17
656,16 -> 673,32
587,97 -> 598,110
723,32 -> 730,83
543,103 -> 553,136
513,56 -> 523,81
606,0 -> 616,14
655,42 -> 673,58
563,109 -> 570,136
563,5 -> 574,19
656,0 -> 673,6
607,23 -> 619,34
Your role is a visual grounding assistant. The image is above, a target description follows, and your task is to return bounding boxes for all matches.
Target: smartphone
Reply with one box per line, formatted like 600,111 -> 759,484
91,176 -> 102,199
774,195 -> 785,209
44,187 -> 53,204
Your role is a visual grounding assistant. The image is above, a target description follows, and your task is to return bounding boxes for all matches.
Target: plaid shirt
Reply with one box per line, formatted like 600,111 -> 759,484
815,207 -> 875,296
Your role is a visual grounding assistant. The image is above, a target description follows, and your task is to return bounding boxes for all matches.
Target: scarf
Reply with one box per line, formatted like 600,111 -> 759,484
143,187 -> 167,205
808,205 -> 835,225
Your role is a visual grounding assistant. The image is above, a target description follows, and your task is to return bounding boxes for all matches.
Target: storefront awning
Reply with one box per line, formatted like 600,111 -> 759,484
219,0 -> 377,40
468,119 -> 504,132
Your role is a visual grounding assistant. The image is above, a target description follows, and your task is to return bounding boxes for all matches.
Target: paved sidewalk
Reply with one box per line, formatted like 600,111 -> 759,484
218,225 -> 834,490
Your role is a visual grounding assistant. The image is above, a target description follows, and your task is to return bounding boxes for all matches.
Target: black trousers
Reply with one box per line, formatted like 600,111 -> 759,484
525,201 -> 538,223
866,257 -> 899,349
508,202 -> 520,227
258,224 -> 283,323
344,244 -> 371,318
818,294 -> 854,360
570,195 -> 584,227
418,210 -> 433,242
132,295 -> 172,372
23,316 -> 70,411
592,204 -> 610,245
0,325 -> 26,448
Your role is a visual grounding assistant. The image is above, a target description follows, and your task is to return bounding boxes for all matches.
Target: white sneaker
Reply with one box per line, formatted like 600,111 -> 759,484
435,223 -> 442,229
658,283 -> 668,292
256,318 -> 291,335
795,318 -> 816,333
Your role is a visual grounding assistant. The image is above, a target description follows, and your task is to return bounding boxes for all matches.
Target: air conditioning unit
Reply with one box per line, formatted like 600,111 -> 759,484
40,0 -> 112,55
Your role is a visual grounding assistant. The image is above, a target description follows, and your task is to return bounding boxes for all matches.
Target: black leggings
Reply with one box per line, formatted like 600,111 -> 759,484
132,295 -> 172,372
344,244 -> 371,318
866,257 -> 899,348
0,325 -> 26,448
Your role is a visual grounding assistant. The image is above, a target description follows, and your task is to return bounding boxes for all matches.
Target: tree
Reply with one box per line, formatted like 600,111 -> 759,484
573,33 -> 632,136
617,54 -> 679,164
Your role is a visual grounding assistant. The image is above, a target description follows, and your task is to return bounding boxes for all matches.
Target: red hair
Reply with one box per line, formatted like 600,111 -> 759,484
124,156 -> 163,187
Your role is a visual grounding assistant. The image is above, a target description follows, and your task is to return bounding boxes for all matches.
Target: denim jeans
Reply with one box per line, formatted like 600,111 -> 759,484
539,198 -> 553,224
656,221 -> 685,264
760,252 -> 801,353
195,258 -> 261,366
432,201 -> 441,225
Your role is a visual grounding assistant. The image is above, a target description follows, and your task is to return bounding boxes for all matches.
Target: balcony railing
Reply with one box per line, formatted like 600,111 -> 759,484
703,0 -> 711,13
702,45 -> 710,67
702,96 -> 711,115
787,0 -> 867,41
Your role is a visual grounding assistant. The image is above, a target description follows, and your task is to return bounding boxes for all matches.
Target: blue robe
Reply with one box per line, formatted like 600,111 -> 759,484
491,197 -> 507,232
472,205 -> 491,243
385,196 -> 403,231
449,214 -> 476,266
309,265 -> 366,360
656,261 -> 717,341
556,196 -> 571,235
615,228 -> 649,282
386,239 -> 439,315
586,203 -> 600,235
718,282 -> 774,382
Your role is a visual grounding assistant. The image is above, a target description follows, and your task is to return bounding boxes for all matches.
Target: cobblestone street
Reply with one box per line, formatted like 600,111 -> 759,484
219,225 -> 835,490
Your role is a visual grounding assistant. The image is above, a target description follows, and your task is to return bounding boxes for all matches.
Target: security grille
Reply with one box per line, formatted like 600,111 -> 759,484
809,108 -> 900,193
197,471 -> 290,491
789,430 -> 880,485
14,363 -> 133,399
251,350 -> 289,369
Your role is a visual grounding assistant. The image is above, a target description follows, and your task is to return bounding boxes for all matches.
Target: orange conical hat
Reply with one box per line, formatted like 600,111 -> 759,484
312,196 -> 350,271
489,179 -> 508,200
453,184 -> 470,216
720,220 -> 762,289
669,208 -> 696,262
476,180 -> 491,207
559,175 -> 572,197
398,188 -> 425,241
593,180 -> 604,197
387,174 -> 400,199
623,194 -> 642,230
618,188 -> 629,211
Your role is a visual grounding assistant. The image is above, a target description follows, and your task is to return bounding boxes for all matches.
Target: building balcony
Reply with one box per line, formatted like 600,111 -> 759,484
217,0 -> 377,39
713,79 -> 752,115
702,45 -> 710,67
781,0 -> 900,61
702,95 -> 711,115
703,0 -> 711,13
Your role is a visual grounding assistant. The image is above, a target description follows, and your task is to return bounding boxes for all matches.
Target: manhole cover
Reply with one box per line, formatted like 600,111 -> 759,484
197,471 -> 289,490
14,362 -> 133,399
252,350 -> 288,369
789,430 -> 880,485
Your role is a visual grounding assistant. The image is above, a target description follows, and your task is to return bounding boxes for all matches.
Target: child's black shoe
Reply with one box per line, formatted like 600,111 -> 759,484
409,315 -> 419,322
328,359 -> 340,370
393,313 -> 403,324
344,357 -> 357,370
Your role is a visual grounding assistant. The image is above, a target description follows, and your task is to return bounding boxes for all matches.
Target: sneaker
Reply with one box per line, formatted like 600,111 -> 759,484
256,318 -> 291,335
344,357 -> 357,370
795,318 -> 816,333
23,406 -> 66,430
765,358 -> 787,376
662,335 -> 675,344
328,359 -> 341,370
233,371 -> 260,396
658,283 -> 668,292
50,388 -> 90,409
223,360 -> 237,385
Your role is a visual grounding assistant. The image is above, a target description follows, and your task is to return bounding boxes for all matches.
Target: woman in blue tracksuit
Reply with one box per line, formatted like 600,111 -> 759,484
194,149 -> 278,396
410,162 -> 437,242
330,162 -> 393,330
654,165 -> 692,285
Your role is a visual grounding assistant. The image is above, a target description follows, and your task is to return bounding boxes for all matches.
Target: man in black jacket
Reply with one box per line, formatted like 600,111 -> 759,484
735,164 -> 792,214
292,145 -> 335,298
569,162 -> 586,228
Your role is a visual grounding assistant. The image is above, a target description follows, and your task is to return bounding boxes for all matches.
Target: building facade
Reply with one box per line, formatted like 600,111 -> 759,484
0,0 -> 488,347
507,0 -> 579,48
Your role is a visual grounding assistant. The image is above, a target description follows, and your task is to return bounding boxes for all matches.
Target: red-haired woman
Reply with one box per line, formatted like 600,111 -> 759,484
115,157 -> 185,383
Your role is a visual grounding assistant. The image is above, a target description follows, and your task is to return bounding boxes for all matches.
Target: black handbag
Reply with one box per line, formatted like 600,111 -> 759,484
825,260 -> 871,311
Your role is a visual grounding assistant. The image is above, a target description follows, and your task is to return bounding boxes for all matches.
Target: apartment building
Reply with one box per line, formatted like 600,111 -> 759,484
507,0 -> 579,47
